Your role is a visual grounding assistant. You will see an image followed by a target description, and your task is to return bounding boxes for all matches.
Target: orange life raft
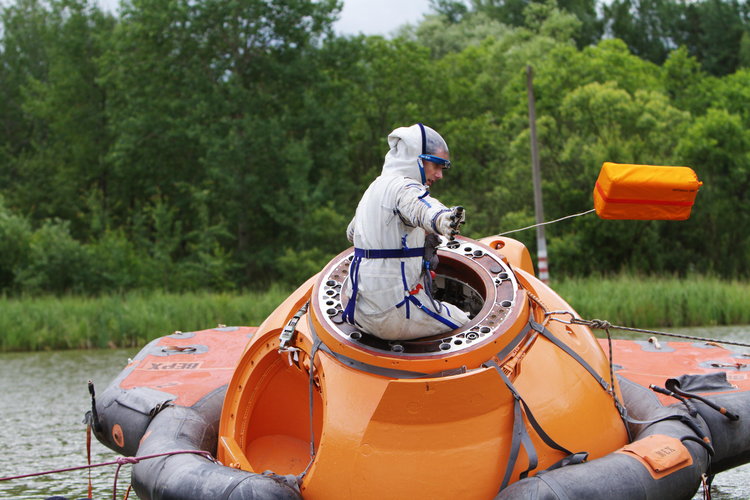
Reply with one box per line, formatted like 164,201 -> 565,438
88,235 -> 750,500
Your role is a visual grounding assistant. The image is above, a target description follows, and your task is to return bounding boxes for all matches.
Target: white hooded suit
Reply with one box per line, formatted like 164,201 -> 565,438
343,124 -> 470,340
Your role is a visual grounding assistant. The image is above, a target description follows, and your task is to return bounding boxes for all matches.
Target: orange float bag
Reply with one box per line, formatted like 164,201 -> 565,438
593,162 -> 703,220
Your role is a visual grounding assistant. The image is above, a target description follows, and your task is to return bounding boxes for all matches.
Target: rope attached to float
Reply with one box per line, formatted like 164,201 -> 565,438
0,449 -> 215,500
546,311 -> 750,349
497,208 -> 596,236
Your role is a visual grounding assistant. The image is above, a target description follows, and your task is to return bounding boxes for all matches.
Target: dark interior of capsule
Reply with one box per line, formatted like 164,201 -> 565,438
429,253 -> 486,320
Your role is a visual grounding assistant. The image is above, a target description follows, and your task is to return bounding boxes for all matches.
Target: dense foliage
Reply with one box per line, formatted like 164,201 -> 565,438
1,0 -> 749,294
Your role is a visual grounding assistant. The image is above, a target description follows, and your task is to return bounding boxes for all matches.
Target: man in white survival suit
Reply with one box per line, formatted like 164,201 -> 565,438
342,123 -> 470,340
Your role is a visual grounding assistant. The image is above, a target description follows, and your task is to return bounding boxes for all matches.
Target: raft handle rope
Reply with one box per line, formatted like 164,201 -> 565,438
87,381 -> 102,433
701,472 -> 713,500
86,381 -> 101,498
0,449 -> 216,500
274,299 -> 321,483
484,358 -> 589,491
545,310 -> 744,426
546,311 -> 750,349
535,306 -> 741,452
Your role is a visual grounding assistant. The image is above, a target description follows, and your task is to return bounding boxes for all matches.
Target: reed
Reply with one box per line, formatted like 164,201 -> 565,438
0,286 -> 292,352
553,274 -> 750,328
0,275 -> 748,352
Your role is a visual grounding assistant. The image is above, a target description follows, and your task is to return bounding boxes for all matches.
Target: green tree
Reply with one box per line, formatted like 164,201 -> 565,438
676,109 -> 750,276
604,0 -> 750,75
15,219 -> 89,293
602,0 -> 680,65
98,0 -> 342,285
18,0 -> 114,234
0,0 -> 50,204
402,10 -> 509,58
677,0 -> 748,76
429,0 -> 470,23
470,0 -> 601,47
662,47 -> 715,115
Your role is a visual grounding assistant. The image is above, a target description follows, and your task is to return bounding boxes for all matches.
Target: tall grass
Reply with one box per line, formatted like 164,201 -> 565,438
0,286 -> 292,352
1,275 -> 748,352
554,274 -> 750,328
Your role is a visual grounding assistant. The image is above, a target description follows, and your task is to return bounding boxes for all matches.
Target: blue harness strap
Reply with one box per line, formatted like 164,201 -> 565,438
343,246 -> 425,326
342,254 -> 363,325
343,245 -> 458,330
395,261 -> 460,330
417,123 -> 427,184
398,261 -> 412,319
397,294 -> 460,330
354,247 -> 425,259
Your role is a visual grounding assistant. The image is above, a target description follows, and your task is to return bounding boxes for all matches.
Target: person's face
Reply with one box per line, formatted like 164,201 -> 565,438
423,149 -> 450,188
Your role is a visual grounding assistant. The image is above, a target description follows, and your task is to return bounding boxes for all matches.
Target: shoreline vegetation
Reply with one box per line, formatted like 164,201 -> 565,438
554,274 -> 750,329
1,275 -> 748,352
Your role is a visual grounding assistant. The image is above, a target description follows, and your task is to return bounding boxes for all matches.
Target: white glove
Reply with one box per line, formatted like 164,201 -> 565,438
436,206 -> 465,240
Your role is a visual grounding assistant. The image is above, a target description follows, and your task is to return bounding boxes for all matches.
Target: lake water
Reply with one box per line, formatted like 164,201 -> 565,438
1,326 -> 749,499
0,348 -> 139,499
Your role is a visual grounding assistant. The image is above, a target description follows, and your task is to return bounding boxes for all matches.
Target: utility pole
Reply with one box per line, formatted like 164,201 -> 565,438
526,65 -> 549,284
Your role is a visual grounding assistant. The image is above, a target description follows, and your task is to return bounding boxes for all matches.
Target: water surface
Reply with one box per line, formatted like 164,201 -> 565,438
0,349 -> 138,499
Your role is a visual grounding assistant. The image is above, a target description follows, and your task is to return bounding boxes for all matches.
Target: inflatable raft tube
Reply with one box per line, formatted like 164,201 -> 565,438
607,338 -> 750,476
131,387 -> 300,500
500,338 -> 750,499
87,327 -> 301,500
498,376 -> 712,499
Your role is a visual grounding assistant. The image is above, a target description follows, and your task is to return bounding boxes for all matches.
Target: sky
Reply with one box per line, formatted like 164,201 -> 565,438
93,0 -> 435,37
333,0 -> 433,37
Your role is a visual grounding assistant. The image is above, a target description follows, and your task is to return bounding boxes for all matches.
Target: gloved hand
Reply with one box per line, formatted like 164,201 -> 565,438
436,206 -> 465,240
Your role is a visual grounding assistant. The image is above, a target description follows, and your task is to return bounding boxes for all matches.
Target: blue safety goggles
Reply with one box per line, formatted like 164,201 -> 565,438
418,154 -> 452,170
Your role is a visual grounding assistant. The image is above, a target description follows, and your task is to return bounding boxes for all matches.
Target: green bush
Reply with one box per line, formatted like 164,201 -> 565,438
15,219 -> 89,294
0,198 -> 33,290
86,229 -> 151,292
